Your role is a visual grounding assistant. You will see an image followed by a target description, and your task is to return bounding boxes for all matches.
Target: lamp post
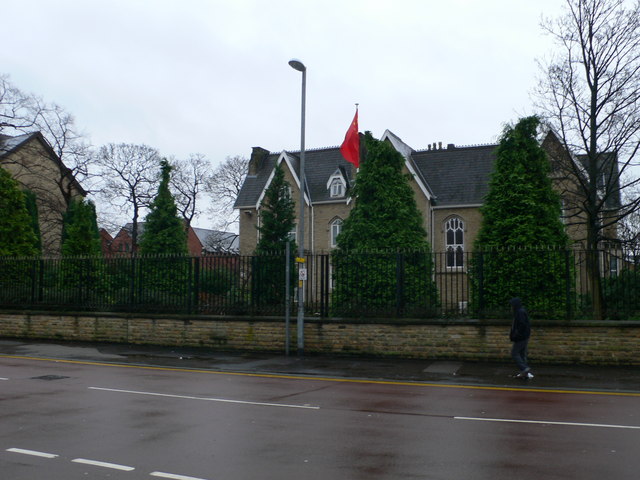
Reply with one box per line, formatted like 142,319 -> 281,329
288,58 -> 306,356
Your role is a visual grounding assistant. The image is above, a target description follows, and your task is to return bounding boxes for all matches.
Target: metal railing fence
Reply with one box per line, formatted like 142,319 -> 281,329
0,249 -> 638,320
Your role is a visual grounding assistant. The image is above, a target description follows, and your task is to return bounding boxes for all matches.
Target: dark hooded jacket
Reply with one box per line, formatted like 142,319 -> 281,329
509,297 -> 530,342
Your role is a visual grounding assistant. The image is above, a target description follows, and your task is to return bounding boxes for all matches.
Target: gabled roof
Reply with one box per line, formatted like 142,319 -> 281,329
254,151 -> 311,208
121,222 -> 145,237
0,131 -> 87,196
192,227 -> 239,253
234,146 -> 355,209
382,129 -> 435,201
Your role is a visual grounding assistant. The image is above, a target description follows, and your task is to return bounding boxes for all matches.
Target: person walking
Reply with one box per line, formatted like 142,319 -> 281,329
510,297 -> 533,379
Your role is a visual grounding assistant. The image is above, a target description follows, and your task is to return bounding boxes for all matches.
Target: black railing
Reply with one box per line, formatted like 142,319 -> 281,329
0,249 -> 638,320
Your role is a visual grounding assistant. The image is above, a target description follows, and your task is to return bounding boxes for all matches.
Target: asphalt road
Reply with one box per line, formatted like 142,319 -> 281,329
1,344 -> 640,479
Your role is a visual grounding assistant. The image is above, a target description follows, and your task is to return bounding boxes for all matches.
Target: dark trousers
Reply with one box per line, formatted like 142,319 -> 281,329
511,338 -> 530,372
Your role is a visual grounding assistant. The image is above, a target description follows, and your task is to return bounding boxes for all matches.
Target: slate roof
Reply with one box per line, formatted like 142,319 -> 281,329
192,227 -> 239,253
234,146 -> 355,208
234,141 -> 497,209
234,154 -> 278,208
0,132 -> 34,158
411,144 -> 497,206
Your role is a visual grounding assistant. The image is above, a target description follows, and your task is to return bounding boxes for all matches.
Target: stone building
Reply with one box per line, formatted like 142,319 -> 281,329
234,129 -> 607,257
0,132 -> 86,255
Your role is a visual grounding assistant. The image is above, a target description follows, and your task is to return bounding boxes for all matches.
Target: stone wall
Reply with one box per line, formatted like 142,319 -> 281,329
1,311 -> 639,365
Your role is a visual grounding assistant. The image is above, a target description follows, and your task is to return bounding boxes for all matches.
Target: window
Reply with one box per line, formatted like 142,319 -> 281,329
445,217 -> 464,268
330,178 -> 345,198
288,225 -> 297,244
330,218 -> 343,248
610,256 -> 619,277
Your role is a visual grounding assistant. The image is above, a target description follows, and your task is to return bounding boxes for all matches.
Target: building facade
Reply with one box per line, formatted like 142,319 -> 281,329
234,129 -> 604,257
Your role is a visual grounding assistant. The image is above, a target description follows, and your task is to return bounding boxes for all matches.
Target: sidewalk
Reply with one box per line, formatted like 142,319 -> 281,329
1,338 -> 639,393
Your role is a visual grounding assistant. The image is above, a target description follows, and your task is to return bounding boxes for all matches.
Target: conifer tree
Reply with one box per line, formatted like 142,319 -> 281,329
59,198 -> 103,301
61,199 -> 101,256
0,168 -> 38,257
23,190 -> 42,255
472,116 -> 570,316
138,159 -> 189,306
255,164 -> 297,254
0,168 -> 39,302
139,159 -> 188,255
333,132 -> 438,316
253,164 -> 297,306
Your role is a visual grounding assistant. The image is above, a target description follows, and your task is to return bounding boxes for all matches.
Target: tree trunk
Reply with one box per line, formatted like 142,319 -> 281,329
587,226 -> 604,320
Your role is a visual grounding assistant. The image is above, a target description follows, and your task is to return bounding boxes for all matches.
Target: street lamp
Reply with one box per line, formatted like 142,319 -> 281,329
289,58 -> 306,356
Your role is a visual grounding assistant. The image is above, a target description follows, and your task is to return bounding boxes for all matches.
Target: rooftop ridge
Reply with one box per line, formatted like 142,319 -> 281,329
280,142 -> 499,156
414,142 -> 497,153
282,145 -> 341,155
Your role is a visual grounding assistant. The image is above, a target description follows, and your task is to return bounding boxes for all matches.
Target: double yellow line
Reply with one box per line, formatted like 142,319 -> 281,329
2,354 -> 640,397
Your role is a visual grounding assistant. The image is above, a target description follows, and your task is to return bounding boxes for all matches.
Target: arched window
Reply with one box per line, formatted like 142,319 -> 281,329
445,217 -> 464,268
330,218 -> 343,248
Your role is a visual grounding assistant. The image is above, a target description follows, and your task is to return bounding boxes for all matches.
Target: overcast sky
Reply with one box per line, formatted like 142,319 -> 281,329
4,0 -> 566,226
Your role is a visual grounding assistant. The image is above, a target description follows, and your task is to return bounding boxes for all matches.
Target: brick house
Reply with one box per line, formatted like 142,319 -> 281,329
0,132 -> 86,255
106,223 -> 239,256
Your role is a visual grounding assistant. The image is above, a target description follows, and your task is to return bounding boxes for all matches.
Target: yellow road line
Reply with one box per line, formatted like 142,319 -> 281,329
2,354 -> 639,397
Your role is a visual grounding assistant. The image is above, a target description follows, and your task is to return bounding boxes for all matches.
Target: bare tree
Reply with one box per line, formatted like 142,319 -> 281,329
618,181 -> 640,259
33,102 -> 94,198
0,74 -> 41,132
1,76 -> 94,254
95,143 -> 160,252
205,155 -> 248,231
170,153 -> 211,231
535,0 -> 640,318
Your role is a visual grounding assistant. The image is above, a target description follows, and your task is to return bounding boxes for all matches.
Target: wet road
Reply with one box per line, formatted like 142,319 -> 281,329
1,354 -> 639,479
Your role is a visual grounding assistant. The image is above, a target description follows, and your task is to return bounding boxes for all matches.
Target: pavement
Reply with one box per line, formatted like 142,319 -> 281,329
1,338 -> 639,394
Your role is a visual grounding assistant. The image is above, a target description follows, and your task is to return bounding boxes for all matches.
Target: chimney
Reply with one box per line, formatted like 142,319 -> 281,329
447,143 -> 455,150
248,147 -> 269,175
438,142 -> 442,150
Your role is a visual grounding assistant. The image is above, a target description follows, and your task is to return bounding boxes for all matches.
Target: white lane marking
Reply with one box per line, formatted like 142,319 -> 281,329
89,386 -> 320,410
7,448 -> 59,458
72,458 -> 135,471
151,472 -> 209,480
0,377 -> 8,380
455,416 -> 640,430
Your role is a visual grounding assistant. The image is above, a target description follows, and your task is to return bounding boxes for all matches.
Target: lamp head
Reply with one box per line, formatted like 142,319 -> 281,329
288,58 -> 306,72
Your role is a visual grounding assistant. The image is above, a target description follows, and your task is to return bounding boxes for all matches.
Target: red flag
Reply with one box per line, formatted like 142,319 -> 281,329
340,109 -> 360,168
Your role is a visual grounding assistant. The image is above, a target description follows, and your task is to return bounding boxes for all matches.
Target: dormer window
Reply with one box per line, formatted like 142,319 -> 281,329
330,178 -> 345,198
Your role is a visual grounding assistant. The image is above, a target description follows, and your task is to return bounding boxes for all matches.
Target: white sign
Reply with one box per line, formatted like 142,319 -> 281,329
299,268 -> 308,281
